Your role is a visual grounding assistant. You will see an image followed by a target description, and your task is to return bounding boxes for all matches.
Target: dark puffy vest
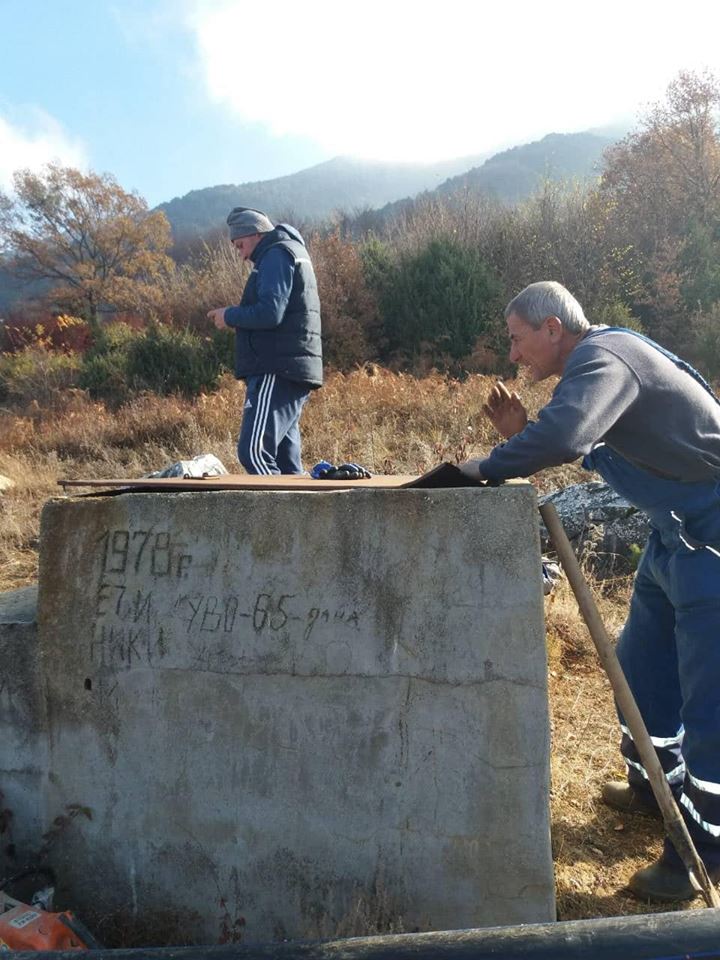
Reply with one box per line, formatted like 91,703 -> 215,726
234,226 -> 323,387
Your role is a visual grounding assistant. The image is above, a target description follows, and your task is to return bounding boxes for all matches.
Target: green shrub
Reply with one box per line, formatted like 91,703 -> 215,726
361,236 -> 394,294
79,321 -> 230,403
680,220 -> 720,313
0,345 -> 81,406
79,349 -> 133,403
593,300 -> 644,332
627,542 -> 644,572
689,303 -> 720,379
365,236 -> 502,362
124,322 -> 218,395
204,326 -> 235,375
79,322 -> 137,402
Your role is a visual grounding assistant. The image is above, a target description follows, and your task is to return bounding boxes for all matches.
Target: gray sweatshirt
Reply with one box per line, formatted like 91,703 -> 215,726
477,328 -> 720,483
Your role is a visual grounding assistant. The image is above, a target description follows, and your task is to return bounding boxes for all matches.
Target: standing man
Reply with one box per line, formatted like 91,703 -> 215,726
460,280 -> 720,902
208,207 -> 322,475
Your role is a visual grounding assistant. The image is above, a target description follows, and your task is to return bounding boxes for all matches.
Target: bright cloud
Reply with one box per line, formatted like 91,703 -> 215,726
186,0 -> 720,161
0,109 -> 88,190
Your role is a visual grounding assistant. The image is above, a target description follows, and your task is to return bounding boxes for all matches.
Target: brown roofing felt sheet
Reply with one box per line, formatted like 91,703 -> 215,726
58,462 -> 485,494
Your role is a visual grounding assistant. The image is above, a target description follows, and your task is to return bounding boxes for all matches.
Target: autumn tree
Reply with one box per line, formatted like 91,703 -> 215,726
0,164 -> 174,322
309,230 -> 382,367
601,70 -> 720,348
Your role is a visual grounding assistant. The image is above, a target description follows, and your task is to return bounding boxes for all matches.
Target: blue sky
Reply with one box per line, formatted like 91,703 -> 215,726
1,0 -> 719,207
0,0 -> 326,205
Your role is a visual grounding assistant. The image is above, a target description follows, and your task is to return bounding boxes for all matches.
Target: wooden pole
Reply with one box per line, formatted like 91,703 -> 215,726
539,501 -> 720,909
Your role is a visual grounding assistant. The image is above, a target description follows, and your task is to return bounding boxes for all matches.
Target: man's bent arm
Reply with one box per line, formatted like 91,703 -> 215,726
224,248 -> 295,330
477,348 -> 641,482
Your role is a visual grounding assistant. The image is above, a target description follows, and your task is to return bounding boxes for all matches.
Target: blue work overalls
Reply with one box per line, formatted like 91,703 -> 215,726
582,331 -> 720,870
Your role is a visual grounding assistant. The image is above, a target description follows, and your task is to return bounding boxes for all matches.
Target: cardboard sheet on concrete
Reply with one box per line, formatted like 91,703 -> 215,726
59,461 -> 482,494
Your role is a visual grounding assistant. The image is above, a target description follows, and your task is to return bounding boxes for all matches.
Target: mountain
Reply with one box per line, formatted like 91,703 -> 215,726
157,154 -> 491,238
0,263 -> 46,314
434,132 -> 615,203
157,132 -> 617,242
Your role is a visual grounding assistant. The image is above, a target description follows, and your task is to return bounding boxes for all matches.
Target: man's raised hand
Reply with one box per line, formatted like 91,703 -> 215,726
483,380 -> 528,439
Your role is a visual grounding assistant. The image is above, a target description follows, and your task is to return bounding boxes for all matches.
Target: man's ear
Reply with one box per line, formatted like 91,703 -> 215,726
545,315 -> 562,338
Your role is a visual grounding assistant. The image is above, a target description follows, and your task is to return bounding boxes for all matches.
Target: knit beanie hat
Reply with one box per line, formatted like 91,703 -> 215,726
227,207 -> 274,239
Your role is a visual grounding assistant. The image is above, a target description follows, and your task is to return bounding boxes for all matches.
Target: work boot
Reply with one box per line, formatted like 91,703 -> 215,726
601,781 -> 662,819
628,854 -> 720,902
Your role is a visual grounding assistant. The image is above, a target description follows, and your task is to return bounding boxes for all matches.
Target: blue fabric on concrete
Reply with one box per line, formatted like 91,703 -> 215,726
238,373 -> 310,475
584,442 -> 720,868
310,460 -> 334,479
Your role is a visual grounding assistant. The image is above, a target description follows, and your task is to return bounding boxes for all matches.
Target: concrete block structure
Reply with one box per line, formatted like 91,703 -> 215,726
0,585 -> 43,871
10,486 -> 553,942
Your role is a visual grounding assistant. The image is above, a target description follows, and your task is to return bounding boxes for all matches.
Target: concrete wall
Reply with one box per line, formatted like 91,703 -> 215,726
33,486 -> 553,943
0,584 -> 44,873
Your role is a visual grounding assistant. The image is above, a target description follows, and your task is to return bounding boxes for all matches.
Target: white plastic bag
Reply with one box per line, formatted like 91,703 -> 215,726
145,453 -> 229,479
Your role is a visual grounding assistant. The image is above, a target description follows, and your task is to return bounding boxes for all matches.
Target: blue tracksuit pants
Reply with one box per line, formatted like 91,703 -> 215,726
238,374 -> 310,475
584,444 -> 720,870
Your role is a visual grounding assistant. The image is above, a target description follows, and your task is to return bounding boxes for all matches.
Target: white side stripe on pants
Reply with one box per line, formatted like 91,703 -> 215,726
249,374 -> 275,475
688,772 -> 720,795
620,723 -> 684,749
624,756 -> 686,784
680,794 -> 720,837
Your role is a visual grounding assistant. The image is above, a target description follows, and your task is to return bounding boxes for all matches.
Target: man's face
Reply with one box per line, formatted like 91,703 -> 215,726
506,312 -> 563,382
232,233 -> 263,261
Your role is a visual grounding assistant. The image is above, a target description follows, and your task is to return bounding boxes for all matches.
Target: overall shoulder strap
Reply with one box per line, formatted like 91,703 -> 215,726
600,327 -> 720,406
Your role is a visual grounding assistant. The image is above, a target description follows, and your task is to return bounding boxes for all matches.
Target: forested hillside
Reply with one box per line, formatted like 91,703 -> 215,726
155,131 -> 617,242
156,154 -> 490,238
1,72 -> 718,393
437,132 -> 614,201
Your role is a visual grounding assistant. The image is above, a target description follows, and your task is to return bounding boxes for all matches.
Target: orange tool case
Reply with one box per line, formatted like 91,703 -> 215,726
0,889 -> 93,951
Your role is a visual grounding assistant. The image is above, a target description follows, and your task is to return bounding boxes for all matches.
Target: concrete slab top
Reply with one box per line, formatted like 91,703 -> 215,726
0,584 -> 38,623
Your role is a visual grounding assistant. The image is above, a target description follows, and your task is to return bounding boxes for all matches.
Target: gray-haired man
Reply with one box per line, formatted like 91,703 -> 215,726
460,280 -> 720,902
208,207 -> 322,475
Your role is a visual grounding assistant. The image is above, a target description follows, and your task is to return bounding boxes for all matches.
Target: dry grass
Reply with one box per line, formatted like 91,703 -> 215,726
0,368 -> 702,929
546,580 -> 698,921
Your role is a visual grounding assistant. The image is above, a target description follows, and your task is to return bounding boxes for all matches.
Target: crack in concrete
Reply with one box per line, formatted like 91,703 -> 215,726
148,665 -> 545,690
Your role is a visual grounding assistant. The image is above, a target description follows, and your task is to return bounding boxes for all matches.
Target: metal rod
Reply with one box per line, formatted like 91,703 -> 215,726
539,500 -> 720,909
